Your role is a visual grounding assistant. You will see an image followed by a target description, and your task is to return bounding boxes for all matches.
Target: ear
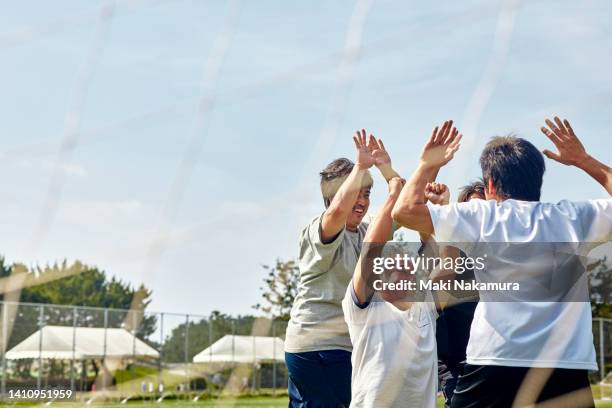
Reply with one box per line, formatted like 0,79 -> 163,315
487,178 -> 495,194
485,178 -> 497,200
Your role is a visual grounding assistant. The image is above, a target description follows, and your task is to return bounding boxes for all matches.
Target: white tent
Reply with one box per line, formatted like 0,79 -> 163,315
192,335 -> 284,364
5,325 -> 159,360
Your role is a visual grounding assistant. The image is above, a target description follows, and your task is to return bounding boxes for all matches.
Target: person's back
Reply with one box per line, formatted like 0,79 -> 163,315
430,197 -> 610,369
391,118 -> 612,407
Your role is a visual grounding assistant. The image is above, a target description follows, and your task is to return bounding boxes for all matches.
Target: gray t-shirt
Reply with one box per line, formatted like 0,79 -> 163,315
284,214 -> 369,353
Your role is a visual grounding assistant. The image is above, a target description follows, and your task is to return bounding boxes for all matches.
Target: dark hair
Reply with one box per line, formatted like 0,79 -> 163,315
320,158 -> 354,208
320,158 -> 354,183
458,179 -> 486,203
479,135 -> 545,201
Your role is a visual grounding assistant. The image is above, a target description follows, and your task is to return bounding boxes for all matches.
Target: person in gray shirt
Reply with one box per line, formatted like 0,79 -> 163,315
284,129 -> 400,407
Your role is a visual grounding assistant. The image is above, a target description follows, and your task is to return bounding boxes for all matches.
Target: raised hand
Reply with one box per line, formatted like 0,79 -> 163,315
353,129 -> 376,170
540,117 -> 588,166
420,120 -> 462,169
424,181 -> 450,205
367,135 -> 392,167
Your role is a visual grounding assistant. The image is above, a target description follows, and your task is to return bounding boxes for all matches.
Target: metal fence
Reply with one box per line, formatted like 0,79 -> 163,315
0,301 -> 610,402
0,301 -> 288,402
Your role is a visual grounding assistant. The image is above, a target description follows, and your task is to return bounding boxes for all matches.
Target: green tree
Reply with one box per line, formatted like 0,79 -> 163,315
589,257 -> 612,318
253,259 -> 299,321
0,257 -> 156,348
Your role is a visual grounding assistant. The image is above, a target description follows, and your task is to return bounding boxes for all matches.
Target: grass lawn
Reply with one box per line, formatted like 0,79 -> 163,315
6,388 -> 612,407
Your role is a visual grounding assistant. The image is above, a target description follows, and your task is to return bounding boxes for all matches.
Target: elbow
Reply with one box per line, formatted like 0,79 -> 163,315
392,202 -> 416,227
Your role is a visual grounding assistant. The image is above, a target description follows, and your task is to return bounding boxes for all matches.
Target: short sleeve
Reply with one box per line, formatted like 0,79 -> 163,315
299,214 -> 345,271
570,199 -> 612,244
426,200 -> 490,246
342,283 -> 370,325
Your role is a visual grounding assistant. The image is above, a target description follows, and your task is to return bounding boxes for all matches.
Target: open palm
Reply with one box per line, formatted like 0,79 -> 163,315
353,129 -> 376,169
420,120 -> 462,168
367,136 -> 392,167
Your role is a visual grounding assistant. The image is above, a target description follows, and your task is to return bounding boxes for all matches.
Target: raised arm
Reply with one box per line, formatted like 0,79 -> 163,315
321,129 -> 375,242
541,117 -> 611,195
367,136 -> 401,181
419,181 -> 450,242
392,120 -> 462,235
352,177 -> 405,304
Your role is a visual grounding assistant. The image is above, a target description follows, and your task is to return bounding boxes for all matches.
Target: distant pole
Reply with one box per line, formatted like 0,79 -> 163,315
184,314 -> 189,391
37,304 -> 44,389
1,303 -> 8,401
231,320 -> 235,364
131,312 -> 136,395
70,307 -> 77,392
272,322 -> 277,396
252,335 -> 256,393
159,313 -> 164,389
102,308 -> 108,391
600,318 -> 605,382
208,319 -> 212,363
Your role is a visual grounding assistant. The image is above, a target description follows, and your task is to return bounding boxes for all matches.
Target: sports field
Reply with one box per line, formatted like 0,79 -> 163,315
7,394 -> 612,408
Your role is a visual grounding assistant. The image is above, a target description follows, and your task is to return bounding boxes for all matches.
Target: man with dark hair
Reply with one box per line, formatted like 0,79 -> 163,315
285,130 -> 400,407
392,118 -> 611,407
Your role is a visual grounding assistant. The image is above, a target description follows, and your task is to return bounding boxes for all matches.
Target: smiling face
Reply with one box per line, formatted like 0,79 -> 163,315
346,186 -> 371,231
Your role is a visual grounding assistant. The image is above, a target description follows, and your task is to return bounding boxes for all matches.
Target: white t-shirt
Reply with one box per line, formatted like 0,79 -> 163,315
342,285 -> 438,408
427,198 -> 612,370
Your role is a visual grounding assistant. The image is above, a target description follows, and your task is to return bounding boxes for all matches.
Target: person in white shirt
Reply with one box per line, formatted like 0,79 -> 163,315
285,130 -> 401,407
342,175 -> 439,408
391,118 -> 611,407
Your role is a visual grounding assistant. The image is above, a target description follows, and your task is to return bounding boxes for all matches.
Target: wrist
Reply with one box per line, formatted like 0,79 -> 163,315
378,164 -> 398,181
574,153 -> 595,169
355,162 -> 371,171
376,162 -> 392,171
418,160 -> 441,171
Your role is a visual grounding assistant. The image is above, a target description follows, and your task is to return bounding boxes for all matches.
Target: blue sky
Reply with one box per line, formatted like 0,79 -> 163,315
1,0 -> 611,316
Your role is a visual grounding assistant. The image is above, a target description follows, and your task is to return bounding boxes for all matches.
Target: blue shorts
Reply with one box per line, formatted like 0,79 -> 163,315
285,350 -> 351,408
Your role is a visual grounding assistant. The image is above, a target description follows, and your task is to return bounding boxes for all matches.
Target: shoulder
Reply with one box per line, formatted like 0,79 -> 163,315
299,213 -> 328,242
519,199 -> 611,218
429,198 -> 494,212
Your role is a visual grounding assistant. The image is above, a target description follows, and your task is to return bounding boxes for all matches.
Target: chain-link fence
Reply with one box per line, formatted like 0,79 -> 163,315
0,301 -> 288,402
0,301 -> 610,403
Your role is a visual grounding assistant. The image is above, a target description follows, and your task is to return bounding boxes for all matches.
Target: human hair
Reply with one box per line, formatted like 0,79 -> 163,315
458,179 -> 486,203
479,135 -> 545,201
320,158 -> 373,208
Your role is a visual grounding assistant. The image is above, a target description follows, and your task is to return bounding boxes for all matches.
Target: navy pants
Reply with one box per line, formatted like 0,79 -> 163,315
285,350 -> 351,408
450,364 -> 595,408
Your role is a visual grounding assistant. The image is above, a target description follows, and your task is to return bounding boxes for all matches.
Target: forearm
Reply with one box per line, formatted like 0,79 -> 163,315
430,245 -> 461,310
577,154 -> 612,195
392,163 -> 438,232
376,163 -> 400,182
353,195 -> 398,303
322,165 -> 367,238
364,196 -> 397,243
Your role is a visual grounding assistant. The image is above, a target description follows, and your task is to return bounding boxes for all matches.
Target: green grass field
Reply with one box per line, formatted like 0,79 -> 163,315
4,387 -> 612,407
5,397 -> 612,408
